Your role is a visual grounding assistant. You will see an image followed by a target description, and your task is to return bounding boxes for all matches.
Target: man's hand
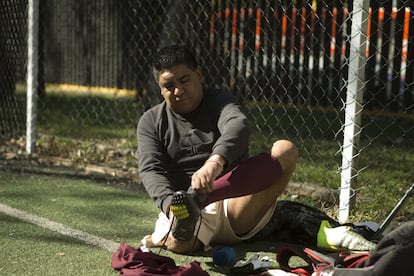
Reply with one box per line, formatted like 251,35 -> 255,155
191,154 -> 225,193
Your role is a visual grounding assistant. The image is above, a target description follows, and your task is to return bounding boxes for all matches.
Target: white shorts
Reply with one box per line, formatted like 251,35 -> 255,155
144,198 -> 277,249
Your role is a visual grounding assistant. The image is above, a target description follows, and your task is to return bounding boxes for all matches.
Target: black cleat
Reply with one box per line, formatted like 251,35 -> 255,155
170,190 -> 201,241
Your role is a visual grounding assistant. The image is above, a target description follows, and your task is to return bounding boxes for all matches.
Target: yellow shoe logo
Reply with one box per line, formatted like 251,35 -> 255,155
171,204 -> 190,220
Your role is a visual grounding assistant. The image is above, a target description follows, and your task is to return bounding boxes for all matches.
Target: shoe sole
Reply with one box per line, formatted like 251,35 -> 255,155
170,191 -> 200,241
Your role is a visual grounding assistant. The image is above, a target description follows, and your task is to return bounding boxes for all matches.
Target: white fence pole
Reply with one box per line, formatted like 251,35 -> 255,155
26,0 -> 39,154
339,0 -> 370,223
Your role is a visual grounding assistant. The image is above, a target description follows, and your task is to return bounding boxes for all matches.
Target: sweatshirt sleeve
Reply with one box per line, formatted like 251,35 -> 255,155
137,112 -> 174,215
209,90 -> 250,167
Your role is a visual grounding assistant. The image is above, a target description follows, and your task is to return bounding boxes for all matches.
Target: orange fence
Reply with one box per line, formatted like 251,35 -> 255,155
197,3 -> 413,112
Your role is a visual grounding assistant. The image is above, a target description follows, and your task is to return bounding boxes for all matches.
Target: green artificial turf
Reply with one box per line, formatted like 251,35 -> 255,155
0,169 -> 287,276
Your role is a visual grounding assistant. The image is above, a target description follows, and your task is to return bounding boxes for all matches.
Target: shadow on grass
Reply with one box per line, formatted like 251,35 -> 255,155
2,160 -> 146,193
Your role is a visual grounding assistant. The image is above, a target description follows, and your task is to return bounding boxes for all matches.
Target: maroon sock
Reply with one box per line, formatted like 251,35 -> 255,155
200,152 -> 282,208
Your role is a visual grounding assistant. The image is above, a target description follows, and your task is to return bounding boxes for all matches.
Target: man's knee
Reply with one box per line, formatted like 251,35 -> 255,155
271,139 -> 299,172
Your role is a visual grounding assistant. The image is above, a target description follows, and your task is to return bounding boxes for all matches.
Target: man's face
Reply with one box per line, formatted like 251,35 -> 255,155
157,64 -> 203,114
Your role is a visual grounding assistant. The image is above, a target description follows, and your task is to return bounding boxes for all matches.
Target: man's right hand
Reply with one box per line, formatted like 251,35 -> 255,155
191,155 -> 224,193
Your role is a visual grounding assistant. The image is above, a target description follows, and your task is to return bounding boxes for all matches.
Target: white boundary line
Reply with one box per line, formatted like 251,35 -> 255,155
0,203 -> 119,252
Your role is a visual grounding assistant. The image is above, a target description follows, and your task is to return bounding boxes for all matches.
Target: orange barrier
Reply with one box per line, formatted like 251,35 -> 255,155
204,4 -> 412,110
207,5 -> 411,62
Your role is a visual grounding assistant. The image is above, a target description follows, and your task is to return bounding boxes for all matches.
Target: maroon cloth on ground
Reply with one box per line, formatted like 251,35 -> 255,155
201,152 -> 282,207
111,243 -> 209,276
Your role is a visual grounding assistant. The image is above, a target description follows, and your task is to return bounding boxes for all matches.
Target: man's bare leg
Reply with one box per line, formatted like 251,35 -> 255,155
227,140 -> 298,235
162,233 -> 203,254
162,140 -> 298,253
158,209 -> 203,254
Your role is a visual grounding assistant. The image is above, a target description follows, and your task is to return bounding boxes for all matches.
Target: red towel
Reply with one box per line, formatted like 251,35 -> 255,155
111,243 -> 209,276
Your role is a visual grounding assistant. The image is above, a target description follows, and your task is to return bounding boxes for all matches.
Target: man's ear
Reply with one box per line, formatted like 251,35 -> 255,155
158,83 -> 163,95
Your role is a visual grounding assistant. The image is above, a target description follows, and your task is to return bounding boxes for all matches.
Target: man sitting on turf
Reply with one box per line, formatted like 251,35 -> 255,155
137,44 -> 298,253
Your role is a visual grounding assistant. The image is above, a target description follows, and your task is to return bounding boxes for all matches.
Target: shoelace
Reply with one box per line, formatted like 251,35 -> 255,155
158,213 -> 203,255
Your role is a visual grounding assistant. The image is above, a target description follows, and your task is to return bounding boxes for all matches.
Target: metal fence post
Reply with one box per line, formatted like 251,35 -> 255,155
339,0 -> 369,223
26,0 -> 39,154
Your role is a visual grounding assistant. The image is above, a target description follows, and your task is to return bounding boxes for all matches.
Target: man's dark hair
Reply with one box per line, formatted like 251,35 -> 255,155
152,44 -> 199,78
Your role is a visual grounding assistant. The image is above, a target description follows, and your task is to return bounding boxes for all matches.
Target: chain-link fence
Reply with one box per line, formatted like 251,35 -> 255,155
0,0 -> 27,140
1,0 -> 413,221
